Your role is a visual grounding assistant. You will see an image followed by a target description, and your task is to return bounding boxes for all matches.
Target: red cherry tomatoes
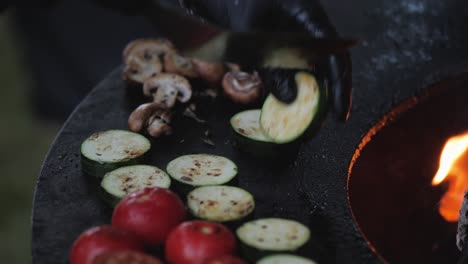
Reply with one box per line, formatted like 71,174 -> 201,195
112,187 -> 186,247
92,250 -> 163,264
69,225 -> 144,264
165,220 -> 237,264
204,255 -> 247,264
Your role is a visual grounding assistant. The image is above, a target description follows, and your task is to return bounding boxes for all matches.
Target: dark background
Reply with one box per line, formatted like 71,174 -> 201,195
0,1 -> 156,262
0,13 -> 58,264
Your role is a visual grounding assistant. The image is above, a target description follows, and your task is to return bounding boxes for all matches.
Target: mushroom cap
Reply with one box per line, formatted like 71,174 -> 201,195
122,39 -> 176,84
222,71 -> 263,104
128,102 -> 164,132
122,58 -> 162,84
192,59 -> 227,86
147,109 -> 173,137
123,38 -> 175,63
143,73 -> 192,107
163,52 -> 198,78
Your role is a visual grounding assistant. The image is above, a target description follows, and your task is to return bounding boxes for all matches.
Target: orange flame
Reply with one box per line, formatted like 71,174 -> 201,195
431,132 -> 468,222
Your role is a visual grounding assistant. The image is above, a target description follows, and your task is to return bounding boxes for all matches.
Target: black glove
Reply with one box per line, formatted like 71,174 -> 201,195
163,0 -> 353,121
95,0 -> 353,120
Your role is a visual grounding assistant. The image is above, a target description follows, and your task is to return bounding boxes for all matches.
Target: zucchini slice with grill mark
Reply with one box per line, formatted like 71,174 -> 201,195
260,72 -> 324,144
81,130 -> 151,178
166,154 -> 237,187
187,185 -> 254,222
236,218 -> 311,262
230,109 -> 301,159
257,254 -> 317,264
100,165 -> 170,206
231,109 -> 272,143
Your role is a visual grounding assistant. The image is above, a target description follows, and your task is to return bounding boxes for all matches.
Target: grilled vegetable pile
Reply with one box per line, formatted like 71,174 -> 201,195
76,133 -> 317,263
122,38 -> 329,147
72,35 -> 328,263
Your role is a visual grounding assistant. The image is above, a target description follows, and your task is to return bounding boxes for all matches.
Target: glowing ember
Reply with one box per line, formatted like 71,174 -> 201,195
431,132 -> 468,222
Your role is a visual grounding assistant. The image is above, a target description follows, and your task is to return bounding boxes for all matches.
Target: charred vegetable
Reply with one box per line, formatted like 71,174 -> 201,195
166,154 -> 238,194
230,109 -> 292,158
80,130 -> 151,178
236,218 -> 311,262
187,185 -> 255,222
231,109 -> 271,143
100,165 -> 171,207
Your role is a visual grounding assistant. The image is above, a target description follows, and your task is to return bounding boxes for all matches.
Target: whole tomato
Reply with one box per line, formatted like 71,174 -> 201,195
204,255 -> 247,264
165,220 -> 237,264
69,225 -> 144,264
112,187 -> 186,247
92,250 -> 163,264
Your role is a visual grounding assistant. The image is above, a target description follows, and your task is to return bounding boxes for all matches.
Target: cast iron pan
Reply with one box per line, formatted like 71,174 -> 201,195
32,0 -> 468,263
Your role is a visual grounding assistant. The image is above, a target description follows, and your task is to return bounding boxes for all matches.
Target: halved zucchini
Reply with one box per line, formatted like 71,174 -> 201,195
236,218 -> 311,262
260,72 -> 324,144
187,185 -> 254,222
231,109 -> 271,143
166,154 -> 238,194
81,130 -> 151,178
100,165 -> 171,206
230,109 -> 300,159
257,254 -> 317,264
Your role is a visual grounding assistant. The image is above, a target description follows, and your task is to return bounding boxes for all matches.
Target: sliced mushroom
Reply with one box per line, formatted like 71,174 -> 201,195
123,38 -> 175,63
122,39 -> 176,84
163,52 -> 198,78
128,102 -> 164,132
222,71 -> 263,104
143,73 -> 192,108
147,109 -> 173,137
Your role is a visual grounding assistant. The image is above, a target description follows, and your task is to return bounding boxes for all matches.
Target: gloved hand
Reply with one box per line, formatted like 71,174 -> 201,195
93,0 -> 353,120
168,0 -> 353,121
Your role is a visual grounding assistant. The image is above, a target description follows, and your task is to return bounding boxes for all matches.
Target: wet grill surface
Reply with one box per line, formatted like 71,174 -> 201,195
32,0 -> 468,263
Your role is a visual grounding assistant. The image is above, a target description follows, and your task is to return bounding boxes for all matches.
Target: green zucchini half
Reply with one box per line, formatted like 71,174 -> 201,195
236,218 -> 311,262
260,72 -> 325,144
187,185 -> 254,222
257,254 -> 317,264
81,130 -> 151,178
100,165 -> 171,207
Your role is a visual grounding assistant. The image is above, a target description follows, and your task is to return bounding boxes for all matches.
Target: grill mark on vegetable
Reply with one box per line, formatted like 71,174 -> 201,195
181,176 -> 193,182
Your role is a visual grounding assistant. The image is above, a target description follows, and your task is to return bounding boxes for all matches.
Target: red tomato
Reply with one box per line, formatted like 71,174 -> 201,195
165,221 -> 237,264
204,255 -> 247,264
112,187 -> 186,247
69,225 -> 144,264
92,250 -> 163,264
